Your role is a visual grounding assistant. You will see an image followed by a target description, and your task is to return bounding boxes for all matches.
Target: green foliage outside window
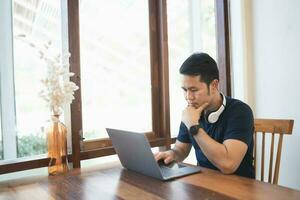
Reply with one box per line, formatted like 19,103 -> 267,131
17,134 -> 47,157
0,136 -> 46,159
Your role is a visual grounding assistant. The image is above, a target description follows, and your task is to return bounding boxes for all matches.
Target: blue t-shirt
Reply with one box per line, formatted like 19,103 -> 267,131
177,96 -> 255,178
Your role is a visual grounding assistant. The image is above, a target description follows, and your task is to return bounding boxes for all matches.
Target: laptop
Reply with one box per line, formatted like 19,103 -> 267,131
106,128 -> 201,181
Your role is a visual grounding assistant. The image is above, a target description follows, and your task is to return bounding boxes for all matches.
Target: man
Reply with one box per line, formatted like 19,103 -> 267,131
154,53 -> 255,178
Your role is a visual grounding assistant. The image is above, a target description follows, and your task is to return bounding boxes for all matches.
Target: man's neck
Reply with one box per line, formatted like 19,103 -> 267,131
207,93 -> 223,113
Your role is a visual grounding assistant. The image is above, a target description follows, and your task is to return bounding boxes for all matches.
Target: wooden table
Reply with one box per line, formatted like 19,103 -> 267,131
1,161 -> 300,200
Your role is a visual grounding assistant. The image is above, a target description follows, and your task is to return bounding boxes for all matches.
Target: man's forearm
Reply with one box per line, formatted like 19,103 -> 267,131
193,129 -> 236,173
170,146 -> 189,162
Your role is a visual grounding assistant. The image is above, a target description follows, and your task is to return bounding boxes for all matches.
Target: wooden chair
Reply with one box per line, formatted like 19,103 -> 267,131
253,119 -> 294,184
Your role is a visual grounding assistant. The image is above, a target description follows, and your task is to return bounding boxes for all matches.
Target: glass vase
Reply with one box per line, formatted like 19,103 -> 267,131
46,115 -> 69,175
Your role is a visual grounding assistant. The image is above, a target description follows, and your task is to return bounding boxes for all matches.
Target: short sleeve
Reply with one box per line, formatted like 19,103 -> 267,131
176,122 -> 191,143
223,103 -> 254,146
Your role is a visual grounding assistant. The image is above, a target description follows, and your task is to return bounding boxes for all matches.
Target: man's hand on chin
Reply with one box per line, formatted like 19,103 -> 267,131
182,102 -> 209,128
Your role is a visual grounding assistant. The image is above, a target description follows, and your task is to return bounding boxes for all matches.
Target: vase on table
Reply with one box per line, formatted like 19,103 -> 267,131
46,115 -> 69,175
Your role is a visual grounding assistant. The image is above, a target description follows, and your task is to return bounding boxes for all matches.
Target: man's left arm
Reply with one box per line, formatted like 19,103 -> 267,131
182,101 -> 252,174
193,130 -> 248,174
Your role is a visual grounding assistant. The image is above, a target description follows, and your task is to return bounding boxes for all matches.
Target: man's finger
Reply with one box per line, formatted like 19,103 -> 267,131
164,157 -> 173,164
197,102 -> 209,111
154,152 -> 164,161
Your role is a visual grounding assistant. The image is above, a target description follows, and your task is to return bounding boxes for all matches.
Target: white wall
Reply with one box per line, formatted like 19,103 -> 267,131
231,0 -> 300,189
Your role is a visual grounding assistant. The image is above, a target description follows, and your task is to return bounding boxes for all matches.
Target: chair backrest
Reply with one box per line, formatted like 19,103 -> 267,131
253,119 -> 294,184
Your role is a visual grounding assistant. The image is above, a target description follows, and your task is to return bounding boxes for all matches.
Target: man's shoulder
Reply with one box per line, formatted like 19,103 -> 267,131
226,96 -> 252,113
224,97 -> 254,120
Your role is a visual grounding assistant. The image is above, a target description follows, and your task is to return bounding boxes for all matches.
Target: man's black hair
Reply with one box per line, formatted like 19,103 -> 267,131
179,52 -> 219,87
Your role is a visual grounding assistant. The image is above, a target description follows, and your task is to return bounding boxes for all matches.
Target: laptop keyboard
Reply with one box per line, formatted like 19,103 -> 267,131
167,163 -> 186,169
159,162 -> 187,175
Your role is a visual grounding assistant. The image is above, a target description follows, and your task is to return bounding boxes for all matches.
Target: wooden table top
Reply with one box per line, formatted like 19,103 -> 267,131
1,161 -> 300,200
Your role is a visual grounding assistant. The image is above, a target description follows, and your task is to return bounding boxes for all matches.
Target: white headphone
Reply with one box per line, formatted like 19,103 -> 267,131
207,93 -> 226,123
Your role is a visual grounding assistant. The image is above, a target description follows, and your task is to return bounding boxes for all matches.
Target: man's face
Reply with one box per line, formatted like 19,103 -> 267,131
181,75 -> 214,109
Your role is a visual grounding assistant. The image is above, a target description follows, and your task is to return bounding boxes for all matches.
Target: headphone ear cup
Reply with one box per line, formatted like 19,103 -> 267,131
207,112 -> 219,123
206,93 -> 226,124
207,104 -> 225,123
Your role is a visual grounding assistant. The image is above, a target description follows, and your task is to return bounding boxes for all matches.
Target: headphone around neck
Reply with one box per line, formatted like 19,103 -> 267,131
207,93 -> 226,123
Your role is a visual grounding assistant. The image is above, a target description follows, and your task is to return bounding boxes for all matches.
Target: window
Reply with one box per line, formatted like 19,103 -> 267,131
167,0 -> 217,137
13,0 -> 66,158
79,0 -> 152,140
0,0 -> 67,161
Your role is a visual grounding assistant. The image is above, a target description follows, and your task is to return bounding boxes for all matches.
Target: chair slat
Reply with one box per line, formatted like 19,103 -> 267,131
254,132 -> 257,175
268,132 -> 275,183
261,132 -> 265,181
273,134 -> 284,184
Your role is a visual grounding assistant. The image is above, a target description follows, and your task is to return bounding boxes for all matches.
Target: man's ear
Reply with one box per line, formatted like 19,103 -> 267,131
210,79 -> 219,92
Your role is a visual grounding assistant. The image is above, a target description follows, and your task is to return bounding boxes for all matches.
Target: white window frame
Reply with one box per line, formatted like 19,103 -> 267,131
0,0 -> 17,159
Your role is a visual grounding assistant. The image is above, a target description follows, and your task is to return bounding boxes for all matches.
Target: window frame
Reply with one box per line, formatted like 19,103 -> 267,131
0,0 -> 18,160
0,0 -> 231,174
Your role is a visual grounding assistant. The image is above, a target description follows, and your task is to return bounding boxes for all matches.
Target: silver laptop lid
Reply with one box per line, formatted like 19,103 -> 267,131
106,128 -> 163,179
